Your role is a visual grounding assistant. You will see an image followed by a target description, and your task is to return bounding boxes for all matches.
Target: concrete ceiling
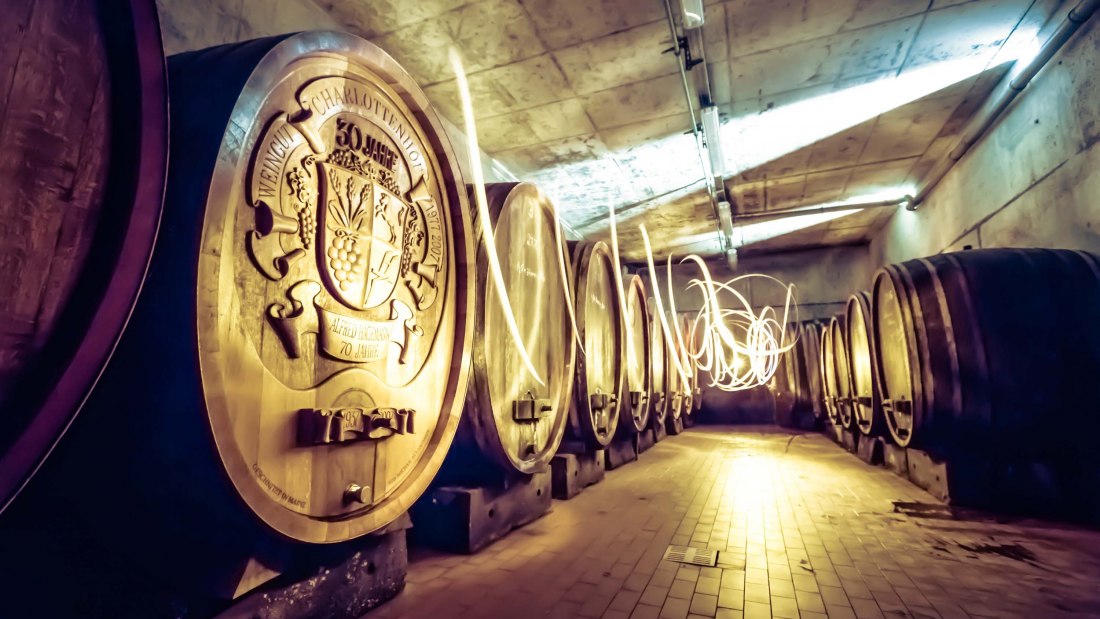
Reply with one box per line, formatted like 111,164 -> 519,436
316,0 -> 1056,260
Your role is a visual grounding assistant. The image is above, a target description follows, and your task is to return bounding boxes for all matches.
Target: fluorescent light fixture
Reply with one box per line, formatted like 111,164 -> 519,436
701,105 -> 725,179
731,209 -> 861,248
680,0 -> 704,29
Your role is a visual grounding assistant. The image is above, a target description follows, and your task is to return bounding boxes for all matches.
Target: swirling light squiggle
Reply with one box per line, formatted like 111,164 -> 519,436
641,227 -> 798,392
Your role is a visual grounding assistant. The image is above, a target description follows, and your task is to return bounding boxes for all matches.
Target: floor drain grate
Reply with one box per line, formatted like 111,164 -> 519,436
663,545 -> 719,567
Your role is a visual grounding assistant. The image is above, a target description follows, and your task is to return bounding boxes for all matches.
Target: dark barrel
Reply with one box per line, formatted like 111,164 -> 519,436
872,249 -> 1100,451
446,182 -> 575,479
664,313 -> 686,433
9,31 -> 475,599
648,300 -> 670,428
800,321 -> 825,421
846,292 -> 885,436
0,0 -> 167,513
568,241 -> 625,448
773,323 -> 801,424
872,249 -> 1100,518
616,274 -> 651,435
820,320 -> 840,425
679,313 -> 700,416
829,316 -> 855,430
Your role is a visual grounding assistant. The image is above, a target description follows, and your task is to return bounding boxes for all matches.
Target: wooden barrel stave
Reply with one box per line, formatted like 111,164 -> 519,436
0,0 -> 167,513
846,292 -> 885,436
873,248 -> 1100,458
829,316 -> 855,430
648,301 -> 669,427
569,241 -> 624,448
616,275 -> 651,435
447,182 -> 575,479
820,321 -> 839,424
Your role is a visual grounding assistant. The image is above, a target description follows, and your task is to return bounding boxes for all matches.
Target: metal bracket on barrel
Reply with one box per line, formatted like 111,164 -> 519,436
881,398 -> 912,415
630,390 -> 649,420
855,396 -> 873,407
590,391 -> 617,433
513,392 -> 553,422
298,407 -> 415,445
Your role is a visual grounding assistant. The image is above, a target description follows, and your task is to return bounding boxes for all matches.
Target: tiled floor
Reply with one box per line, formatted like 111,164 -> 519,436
376,426 -> 1100,619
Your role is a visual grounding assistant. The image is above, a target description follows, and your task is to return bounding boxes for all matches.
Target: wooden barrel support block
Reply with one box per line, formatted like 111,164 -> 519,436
666,414 -> 684,436
855,435 -> 884,465
214,517 -> 410,619
652,420 -> 668,442
840,427 -> 859,454
409,470 -> 551,554
0,0 -> 168,512
635,427 -> 656,453
551,450 -> 606,499
883,442 -> 908,477
569,241 -> 624,449
448,183 -> 575,481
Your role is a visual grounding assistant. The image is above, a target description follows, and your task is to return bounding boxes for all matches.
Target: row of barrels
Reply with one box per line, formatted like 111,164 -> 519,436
778,248 -> 1100,520
0,11 -> 703,600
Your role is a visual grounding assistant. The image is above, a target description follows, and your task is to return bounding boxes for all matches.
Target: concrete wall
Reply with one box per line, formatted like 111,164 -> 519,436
154,0 -> 514,183
869,14 -> 1100,268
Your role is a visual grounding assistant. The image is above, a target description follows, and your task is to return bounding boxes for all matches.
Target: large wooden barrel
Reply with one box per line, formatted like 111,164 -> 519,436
648,300 -> 670,428
846,292 -> 885,436
872,249 -> 1100,455
679,313 -> 701,416
773,323 -> 800,424
616,275 -> 651,435
445,182 -> 575,479
0,0 -> 167,513
800,321 -> 825,421
568,241 -> 625,448
819,321 -> 840,424
828,316 -> 855,430
16,30 -> 474,585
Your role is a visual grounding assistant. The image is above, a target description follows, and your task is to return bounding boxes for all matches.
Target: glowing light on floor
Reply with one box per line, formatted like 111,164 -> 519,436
451,49 -> 543,384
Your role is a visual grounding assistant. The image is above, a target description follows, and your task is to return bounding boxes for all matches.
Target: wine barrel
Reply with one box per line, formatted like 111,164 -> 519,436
649,300 -> 670,428
0,0 -> 167,513
616,275 -> 651,435
665,315 -> 685,431
568,241 -> 625,448
819,320 -> 840,424
872,249 -> 1100,455
446,182 -> 575,479
846,292 -> 885,436
829,316 -> 855,430
773,323 -> 800,424
800,321 -> 825,420
17,29 -> 474,587
677,314 -> 704,415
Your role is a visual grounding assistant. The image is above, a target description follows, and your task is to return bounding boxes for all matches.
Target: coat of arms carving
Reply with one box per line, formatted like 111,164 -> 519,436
240,76 -> 446,385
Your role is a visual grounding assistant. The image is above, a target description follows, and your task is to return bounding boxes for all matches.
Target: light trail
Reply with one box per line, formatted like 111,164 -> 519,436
450,49 -> 543,385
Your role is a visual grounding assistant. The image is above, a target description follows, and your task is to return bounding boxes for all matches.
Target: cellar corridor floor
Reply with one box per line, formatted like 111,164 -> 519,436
379,426 -> 1100,619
